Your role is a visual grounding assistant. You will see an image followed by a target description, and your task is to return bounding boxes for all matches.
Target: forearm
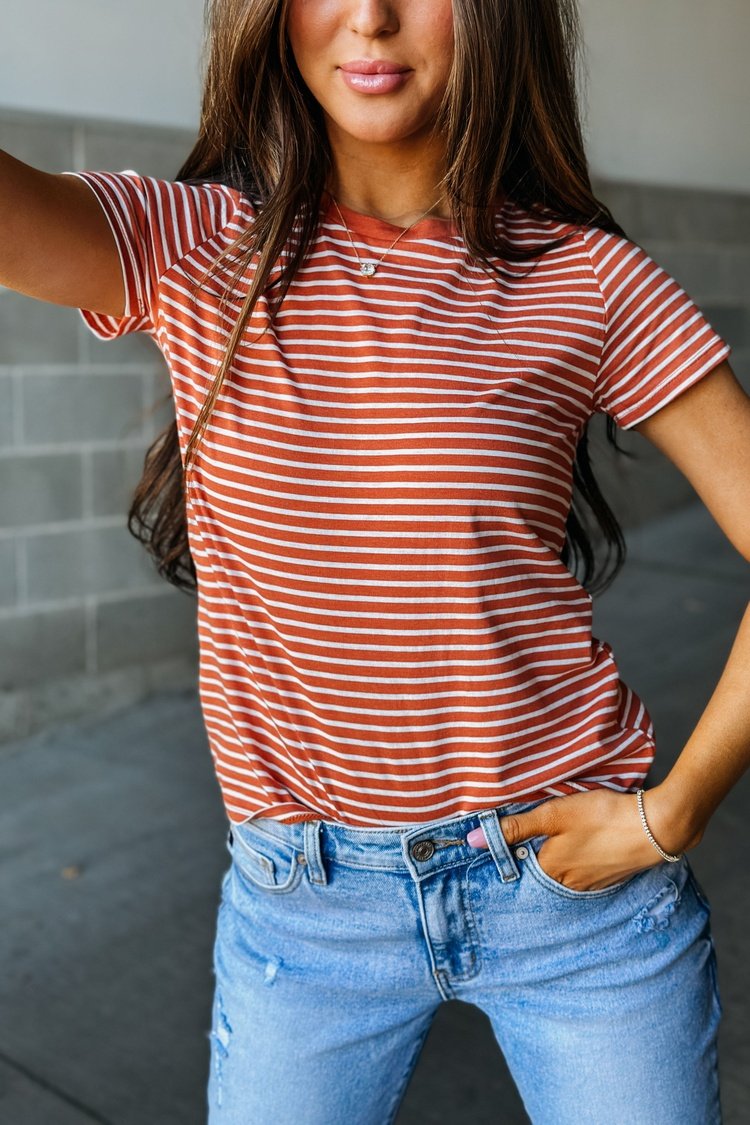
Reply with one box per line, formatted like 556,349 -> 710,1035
655,600 -> 750,849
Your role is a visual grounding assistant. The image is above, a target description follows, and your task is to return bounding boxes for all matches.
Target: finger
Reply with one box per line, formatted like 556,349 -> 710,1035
466,826 -> 488,848
466,813 -> 532,849
465,801 -> 559,850
498,803 -> 557,846
496,813 -> 529,847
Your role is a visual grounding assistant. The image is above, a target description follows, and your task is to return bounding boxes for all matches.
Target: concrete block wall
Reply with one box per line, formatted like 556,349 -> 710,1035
0,107 -> 748,743
0,109 -> 200,743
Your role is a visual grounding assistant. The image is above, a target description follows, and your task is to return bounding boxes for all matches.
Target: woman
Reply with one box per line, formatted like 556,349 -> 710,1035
2,0 -> 748,1121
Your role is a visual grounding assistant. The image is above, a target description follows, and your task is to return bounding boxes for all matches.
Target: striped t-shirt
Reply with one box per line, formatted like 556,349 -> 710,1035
75,171 -> 731,827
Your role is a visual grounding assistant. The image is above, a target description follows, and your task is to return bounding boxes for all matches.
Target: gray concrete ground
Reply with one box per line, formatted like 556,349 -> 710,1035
1,500 -> 748,1125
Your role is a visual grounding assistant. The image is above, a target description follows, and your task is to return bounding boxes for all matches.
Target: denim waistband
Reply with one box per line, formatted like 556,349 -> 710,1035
230,796 -> 554,882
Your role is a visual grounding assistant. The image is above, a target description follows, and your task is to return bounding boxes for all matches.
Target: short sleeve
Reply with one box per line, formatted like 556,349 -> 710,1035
582,226 -> 732,430
65,170 -> 244,341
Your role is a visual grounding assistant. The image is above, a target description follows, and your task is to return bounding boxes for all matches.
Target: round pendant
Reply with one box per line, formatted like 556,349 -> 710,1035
360,261 -> 377,277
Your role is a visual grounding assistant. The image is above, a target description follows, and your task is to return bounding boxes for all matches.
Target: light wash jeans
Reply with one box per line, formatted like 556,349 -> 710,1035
207,795 -> 722,1124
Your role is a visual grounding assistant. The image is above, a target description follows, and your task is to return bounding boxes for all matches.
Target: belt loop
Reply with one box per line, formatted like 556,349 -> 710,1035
477,807 -> 521,882
303,820 -> 327,885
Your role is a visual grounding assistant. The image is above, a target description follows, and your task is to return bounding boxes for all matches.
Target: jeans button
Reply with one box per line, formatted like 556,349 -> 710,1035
515,845 -> 529,859
412,840 -> 436,861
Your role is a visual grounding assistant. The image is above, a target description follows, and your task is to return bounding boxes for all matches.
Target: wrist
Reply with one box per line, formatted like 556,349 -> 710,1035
637,781 -> 707,854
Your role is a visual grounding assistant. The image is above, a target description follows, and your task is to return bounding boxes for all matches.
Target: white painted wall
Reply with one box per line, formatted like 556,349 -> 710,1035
579,0 -> 750,193
0,0 -> 205,131
1,0 -> 748,192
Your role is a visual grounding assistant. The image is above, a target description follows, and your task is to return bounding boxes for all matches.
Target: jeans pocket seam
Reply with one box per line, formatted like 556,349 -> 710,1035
231,833 -> 303,894
233,854 -> 304,895
523,843 -> 637,899
684,860 -> 712,915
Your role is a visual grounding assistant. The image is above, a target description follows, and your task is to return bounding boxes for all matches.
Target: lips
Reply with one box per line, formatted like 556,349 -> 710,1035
337,58 -> 413,95
339,59 -> 411,75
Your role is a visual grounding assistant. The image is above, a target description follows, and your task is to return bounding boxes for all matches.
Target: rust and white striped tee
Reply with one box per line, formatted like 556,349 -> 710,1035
74,171 -> 731,827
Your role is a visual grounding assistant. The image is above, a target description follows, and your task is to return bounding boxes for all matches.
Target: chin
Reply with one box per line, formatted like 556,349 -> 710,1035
329,110 -> 427,146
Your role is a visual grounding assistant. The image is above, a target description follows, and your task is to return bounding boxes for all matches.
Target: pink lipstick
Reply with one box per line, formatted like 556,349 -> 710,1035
339,59 -> 412,95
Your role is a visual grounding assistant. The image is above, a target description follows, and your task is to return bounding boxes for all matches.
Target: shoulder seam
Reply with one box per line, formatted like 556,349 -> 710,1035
579,225 -> 611,338
151,180 -> 250,294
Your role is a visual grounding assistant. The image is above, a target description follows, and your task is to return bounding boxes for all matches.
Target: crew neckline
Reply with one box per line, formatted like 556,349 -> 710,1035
321,189 -> 460,243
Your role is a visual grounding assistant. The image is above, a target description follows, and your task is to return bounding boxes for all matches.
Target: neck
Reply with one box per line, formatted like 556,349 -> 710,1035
325,131 -> 452,226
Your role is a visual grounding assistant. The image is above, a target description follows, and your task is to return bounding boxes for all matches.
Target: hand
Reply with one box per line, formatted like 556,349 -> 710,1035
467,786 -> 703,892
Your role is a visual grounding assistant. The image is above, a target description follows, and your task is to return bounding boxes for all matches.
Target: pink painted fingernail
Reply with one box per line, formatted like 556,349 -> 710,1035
466,827 -> 487,848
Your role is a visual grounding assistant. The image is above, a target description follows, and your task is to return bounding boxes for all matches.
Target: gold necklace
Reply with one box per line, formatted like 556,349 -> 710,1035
329,193 -> 447,278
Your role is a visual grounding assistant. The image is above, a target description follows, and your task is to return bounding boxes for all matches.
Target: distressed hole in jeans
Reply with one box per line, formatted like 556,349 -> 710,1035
264,956 -> 281,986
211,990 -> 232,1108
632,877 -> 680,938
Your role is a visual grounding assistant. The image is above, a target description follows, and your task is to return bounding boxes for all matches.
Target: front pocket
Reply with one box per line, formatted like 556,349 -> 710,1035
522,834 -> 641,900
230,821 -> 304,894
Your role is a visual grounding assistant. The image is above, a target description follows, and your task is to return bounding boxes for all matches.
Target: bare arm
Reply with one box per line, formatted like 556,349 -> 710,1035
634,359 -> 750,559
631,359 -> 750,842
0,149 -> 124,316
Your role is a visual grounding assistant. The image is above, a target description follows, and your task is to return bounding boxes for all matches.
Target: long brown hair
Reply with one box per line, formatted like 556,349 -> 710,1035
129,0 -> 630,596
